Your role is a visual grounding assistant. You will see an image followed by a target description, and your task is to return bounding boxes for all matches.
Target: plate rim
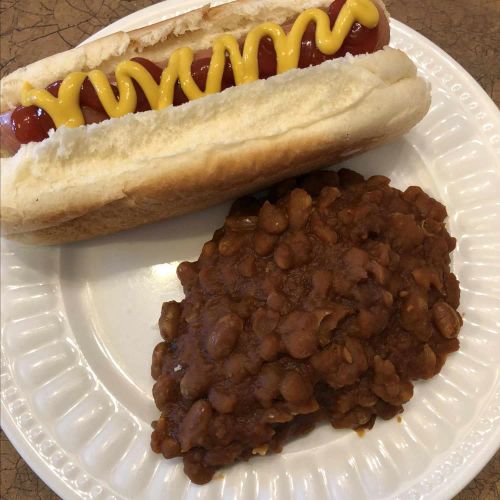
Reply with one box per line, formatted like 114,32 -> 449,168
2,2 -> 500,499
1,402 -> 83,500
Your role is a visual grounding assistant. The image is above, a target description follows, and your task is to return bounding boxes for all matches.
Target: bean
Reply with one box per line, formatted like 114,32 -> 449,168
311,212 -> 337,244
151,342 -> 167,380
259,334 -> 280,361
415,344 -> 437,378
274,243 -> 294,270
176,261 -> 198,288
159,301 -> 182,341
254,231 -> 278,256
179,400 -> 213,451
153,374 -> 178,409
432,301 -> 462,338
366,261 -> 388,286
311,270 -> 332,297
366,175 -> 390,189
343,247 -> 369,268
238,254 -> 257,278
218,231 -> 243,256
280,311 -> 319,359
200,241 -> 217,259
261,407 -> 293,423
224,354 -> 248,383
266,291 -> 287,312
198,267 -> 220,292
225,215 -> 258,231
287,189 -> 312,230
254,365 -> 282,406
209,388 -> 237,414
161,437 -> 181,459
286,232 -> 312,266
283,325 -> 317,359
280,371 -> 313,403
252,308 -> 280,336
207,314 -> 242,359
258,201 -> 288,234
318,186 -> 341,215
180,366 -> 210,399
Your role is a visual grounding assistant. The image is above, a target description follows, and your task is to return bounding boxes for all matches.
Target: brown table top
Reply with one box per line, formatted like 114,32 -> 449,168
1,0 -> 499,498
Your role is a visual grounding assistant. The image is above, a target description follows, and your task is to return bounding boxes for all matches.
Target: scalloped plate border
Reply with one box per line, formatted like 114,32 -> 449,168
2,7 -> 500,500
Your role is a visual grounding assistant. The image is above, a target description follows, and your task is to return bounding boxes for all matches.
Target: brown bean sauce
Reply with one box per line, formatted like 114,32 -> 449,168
150,169 -> 462,484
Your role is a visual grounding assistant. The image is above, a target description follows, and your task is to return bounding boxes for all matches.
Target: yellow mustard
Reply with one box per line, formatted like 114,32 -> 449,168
21,0 -> 379,128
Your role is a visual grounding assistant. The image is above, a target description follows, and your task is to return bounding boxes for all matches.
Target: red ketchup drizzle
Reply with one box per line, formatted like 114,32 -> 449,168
327,0 -> 380,57
10,105 -> 55,144
11,0 -> 379,145
131,58 -> 163,112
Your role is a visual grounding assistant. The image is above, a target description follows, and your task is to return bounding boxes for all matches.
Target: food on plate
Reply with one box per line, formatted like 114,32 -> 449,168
0,0 -> 430,245
150,168 -> 462,484
2,0 -> 390,147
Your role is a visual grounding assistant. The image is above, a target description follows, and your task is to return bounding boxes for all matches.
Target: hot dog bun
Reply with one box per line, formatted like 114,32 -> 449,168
0,0 -> 430,245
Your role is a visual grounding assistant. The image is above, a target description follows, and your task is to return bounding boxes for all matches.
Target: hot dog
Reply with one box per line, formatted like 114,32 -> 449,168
0,0 -> 430,244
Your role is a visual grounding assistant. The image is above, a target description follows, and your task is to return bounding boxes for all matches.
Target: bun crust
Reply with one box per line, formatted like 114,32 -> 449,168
0,0 -> 430,245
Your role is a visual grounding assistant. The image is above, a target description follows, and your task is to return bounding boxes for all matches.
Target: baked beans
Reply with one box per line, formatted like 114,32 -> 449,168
150,169 -> 461,484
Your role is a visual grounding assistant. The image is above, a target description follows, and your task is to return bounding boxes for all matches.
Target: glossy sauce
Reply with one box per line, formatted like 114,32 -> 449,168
11,0 -> 383,146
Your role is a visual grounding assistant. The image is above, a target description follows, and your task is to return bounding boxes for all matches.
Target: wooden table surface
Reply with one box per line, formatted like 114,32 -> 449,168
0,0 -> 499,498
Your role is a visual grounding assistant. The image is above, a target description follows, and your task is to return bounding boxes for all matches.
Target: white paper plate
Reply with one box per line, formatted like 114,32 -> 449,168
2,2 -> 500,499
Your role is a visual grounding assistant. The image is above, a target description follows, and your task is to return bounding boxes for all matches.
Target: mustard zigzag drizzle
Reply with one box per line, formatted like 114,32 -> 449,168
21,0 -> 379,129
